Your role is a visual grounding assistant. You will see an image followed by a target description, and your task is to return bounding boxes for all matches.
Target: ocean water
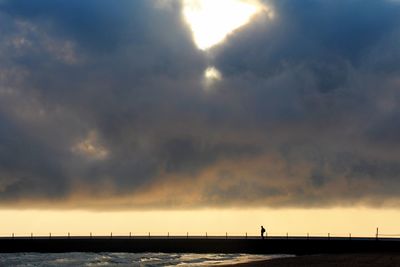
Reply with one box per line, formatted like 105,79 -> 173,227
0,253 -> 290,266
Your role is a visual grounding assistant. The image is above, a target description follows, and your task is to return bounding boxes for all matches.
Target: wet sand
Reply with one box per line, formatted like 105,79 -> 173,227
229,254 -> 400,267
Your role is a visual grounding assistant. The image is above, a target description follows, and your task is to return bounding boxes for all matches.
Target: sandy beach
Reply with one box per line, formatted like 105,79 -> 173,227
229,254 -> 400,267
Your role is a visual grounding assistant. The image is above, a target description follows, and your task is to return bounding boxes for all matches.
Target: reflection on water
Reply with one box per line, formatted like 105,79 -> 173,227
0,252 -> 292,266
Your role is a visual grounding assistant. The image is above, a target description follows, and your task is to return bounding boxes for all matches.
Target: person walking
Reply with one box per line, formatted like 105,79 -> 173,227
261,226 -> 266,239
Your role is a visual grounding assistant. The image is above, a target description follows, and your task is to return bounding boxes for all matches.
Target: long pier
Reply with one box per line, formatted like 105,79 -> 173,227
1,236 -> 400,254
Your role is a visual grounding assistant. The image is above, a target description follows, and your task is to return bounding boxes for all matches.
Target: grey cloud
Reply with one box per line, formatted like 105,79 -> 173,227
0,0 -> 400,208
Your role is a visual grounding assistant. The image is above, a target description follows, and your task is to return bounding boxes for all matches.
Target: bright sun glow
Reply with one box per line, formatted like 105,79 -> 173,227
204,66 -> 222,81
203,66 -> 222,88
183,0 -> 263,50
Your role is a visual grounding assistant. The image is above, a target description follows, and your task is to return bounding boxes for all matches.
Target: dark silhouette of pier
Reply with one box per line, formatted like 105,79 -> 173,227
1,235 -> 400,254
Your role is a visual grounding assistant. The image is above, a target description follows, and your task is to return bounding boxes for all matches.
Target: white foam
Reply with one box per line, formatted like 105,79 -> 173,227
0,252 -> 292,266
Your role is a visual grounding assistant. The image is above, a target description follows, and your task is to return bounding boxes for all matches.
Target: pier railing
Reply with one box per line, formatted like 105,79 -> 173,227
1,233 -> 400,254
1,229 -> 400,240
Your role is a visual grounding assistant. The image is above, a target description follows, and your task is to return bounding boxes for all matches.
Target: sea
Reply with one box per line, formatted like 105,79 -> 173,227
0,253 -> 291,266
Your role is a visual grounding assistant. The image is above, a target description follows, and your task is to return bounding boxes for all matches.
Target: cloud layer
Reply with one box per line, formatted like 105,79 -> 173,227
0,0 -> 400,209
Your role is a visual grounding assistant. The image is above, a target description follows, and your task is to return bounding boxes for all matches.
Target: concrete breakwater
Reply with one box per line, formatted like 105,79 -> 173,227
1,236 -> 400,254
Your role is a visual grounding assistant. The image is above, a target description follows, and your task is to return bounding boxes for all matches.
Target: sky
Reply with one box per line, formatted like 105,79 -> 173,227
0,0 -> 400,236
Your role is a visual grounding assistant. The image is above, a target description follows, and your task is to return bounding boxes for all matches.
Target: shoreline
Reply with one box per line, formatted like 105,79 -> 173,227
228,253 -> 400,266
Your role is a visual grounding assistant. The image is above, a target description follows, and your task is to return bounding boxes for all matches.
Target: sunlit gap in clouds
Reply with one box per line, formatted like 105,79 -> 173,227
71,131 -> 108,160
182,0 -> 272,89
203,66 -> 222,88
182,0 -> 264,50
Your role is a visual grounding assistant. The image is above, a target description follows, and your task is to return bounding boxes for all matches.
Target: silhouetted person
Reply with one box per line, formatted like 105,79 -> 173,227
261,226 -> 266,239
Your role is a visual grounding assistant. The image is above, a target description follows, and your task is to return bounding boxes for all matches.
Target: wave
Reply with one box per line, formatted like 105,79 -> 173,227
0,252 -> 292,266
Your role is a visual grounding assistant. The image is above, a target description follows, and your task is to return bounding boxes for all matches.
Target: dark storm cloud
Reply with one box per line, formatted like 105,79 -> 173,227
0,0 -> 400,208
1,0 -> 150,51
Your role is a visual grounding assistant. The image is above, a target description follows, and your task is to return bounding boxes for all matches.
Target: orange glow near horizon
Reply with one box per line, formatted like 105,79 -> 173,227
1,208 -> 399,238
